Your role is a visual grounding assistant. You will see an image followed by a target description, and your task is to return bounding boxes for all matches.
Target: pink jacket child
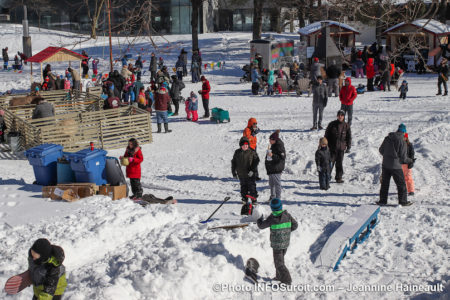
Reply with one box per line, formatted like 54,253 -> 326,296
92,59 -> 99,76
185,97 -> 191,120
64,78 -> 71,90
186,91 -> 199,122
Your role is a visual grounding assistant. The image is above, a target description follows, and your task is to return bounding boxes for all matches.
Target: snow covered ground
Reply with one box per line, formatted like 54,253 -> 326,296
0,25 -> 449,300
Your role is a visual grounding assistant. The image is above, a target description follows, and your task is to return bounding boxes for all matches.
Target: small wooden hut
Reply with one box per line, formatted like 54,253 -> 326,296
298,20 -> 360,49
383,19 -> 450,64
26,47 -> 86,85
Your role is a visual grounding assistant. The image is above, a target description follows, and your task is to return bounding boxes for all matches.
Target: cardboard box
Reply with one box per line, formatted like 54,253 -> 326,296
99,185 -> 127,200
42,183 -> 97,202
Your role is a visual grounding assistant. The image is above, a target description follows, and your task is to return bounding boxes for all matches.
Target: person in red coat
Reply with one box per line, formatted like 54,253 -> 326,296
121,138 -> 144,200
198,76 -> 211,118
366,58 -> 375,91
339,77 -> 357,126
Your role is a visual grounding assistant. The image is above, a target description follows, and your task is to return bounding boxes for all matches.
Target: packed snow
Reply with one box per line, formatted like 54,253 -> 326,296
0,24 -> 449,300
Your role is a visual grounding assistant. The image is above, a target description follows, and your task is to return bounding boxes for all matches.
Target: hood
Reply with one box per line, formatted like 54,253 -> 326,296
345,77 -> 352,86
368,58 -> 374,65
247,118 -> 257,128
388,131 -> 403,141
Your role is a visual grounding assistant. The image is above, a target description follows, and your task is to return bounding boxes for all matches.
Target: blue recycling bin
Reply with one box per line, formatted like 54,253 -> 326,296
25,144 -> 63,186
69,149 -> 107,185
57,153 -> 76,184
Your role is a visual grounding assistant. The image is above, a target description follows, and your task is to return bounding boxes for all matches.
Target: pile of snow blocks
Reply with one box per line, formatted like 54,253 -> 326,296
314,205 -> 380,271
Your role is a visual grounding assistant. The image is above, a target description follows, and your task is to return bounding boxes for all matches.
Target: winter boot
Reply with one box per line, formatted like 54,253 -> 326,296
164,123 -> 172,133
157,123 -> 162,133
436,91 -> 442,95
310,125 -> 317,130
318,124 -> 323,130
444,91 -> 448,96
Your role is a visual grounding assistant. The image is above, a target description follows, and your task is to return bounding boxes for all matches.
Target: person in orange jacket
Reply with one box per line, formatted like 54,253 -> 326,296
243,117 -> 261,180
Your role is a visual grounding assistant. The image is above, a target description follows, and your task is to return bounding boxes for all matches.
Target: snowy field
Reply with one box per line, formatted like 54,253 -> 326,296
0,24 -> 449,300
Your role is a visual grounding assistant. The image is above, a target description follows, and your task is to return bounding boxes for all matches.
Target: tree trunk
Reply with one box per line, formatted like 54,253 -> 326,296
439,0 -> 447,24
297,4 -> 305,28
191,0 -> 200,51
252,0 -> 263,40
91,18 -> 97,39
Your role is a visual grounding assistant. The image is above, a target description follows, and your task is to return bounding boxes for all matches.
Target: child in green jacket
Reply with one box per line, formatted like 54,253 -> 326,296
257,198 -> 298,285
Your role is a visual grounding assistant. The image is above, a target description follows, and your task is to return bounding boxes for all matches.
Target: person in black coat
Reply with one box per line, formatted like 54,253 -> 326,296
325,60 -> 341,97
315,137 -> 331,190
149,52 -> 157,82
324,110 -> 351,183
265,130 -> 286,201
377,124 -> 412,206
134,56 -> 143,81
169,75 -> 185,116
437,58 -> 448,96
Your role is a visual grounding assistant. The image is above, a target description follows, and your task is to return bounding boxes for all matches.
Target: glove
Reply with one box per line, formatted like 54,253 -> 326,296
345,148 -> 351,153
128,157 -> 134,162
248,171 -> 254,177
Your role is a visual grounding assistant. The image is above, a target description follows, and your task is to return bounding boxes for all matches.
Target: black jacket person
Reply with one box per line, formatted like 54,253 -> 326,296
378,124 -> 412,205
324,110 -> 351,182
232,137 -> 259,202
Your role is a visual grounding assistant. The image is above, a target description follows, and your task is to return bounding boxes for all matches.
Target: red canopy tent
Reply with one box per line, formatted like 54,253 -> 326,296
26,47 -> 87,85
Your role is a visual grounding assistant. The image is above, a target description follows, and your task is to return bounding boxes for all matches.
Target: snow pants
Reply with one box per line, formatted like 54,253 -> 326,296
251,82 -> 260,95
379,167 -> 407,204
328,78 -> 339,96
318,170 -> 331,189
330,149 -> 345,181
273,248 -> 292,285
130,178 -> 143,198
438,76 -> 448,94
312,103 -> 324,127
340,104 -> 353,126
401,164 -> 415,193
202,98 -> 210,118
355,68 -> 364,78
239,177 -> 257,201
367,77 -> 374,91
268,173 -> 282,200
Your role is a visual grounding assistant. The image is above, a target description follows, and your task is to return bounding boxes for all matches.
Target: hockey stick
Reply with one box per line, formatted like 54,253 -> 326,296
200,196 -> 231,223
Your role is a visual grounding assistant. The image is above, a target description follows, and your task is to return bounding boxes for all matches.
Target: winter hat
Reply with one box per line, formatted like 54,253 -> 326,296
337,110 -> 345,116
31,238 -> 52,263
270,130 -> 280,141
398,123 -> 407,133
402,80 -> 407,84
270,198 -> 282,212
200,75 -> 206,81
314,57 -> 319,62
239,137 -> 250,147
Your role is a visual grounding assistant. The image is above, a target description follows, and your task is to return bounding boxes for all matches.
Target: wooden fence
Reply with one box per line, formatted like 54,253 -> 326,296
0,91 -> 104,120
3,106 -> 152,151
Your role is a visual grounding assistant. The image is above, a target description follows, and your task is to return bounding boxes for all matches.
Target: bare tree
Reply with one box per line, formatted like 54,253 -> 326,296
191,0 -> 203,51
24,0 -> 52,31
253,0 -> 264,39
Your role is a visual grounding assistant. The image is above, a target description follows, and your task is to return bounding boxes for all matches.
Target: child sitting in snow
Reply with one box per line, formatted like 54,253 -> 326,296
28,238 -> 67,300
315,137 -> 331,190
257,198 -> 298,285
399,80 -> 408,99
121,138 -> 144,200
186,91 -> 199,122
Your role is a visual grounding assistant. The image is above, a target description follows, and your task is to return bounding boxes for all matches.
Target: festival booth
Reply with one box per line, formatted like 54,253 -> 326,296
298,20 -> 359,57
26,47 -> 86,85
250,39 -> 295,71
382,19 -> 450,68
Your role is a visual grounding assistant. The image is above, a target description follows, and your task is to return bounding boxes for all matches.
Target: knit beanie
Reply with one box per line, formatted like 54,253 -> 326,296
337,110 -> 345,116
398,123 -> 407,133
314,57 -> 319,62
270,198 -> 282,211
269,130 -> 280,141
239,137 -> 249,147
31,238 -> 52,263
